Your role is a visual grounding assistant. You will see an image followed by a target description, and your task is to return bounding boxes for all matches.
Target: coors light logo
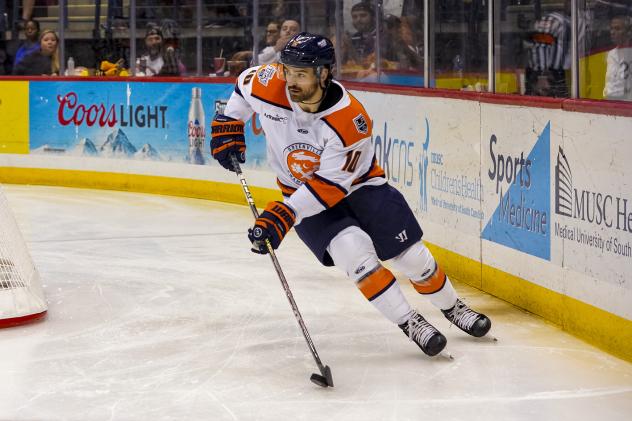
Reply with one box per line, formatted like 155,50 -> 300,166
57,92 -> 168,129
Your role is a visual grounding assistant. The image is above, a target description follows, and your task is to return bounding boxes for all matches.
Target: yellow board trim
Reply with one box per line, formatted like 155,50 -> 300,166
0,81 -> 29,154
426,242 -> 632,363
1,166 -> 630,362
0,167 -> 282,208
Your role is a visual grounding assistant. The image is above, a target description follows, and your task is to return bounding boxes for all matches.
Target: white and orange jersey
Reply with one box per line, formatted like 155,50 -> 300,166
223,63 -> 385,223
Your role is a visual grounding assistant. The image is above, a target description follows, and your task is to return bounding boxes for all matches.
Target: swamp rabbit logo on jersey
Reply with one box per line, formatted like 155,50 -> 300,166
284,143 -> 322,184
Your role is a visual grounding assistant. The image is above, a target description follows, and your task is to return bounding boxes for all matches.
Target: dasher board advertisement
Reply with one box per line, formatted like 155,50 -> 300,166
480,104 -> 632,319
352,91 -> 483,262
28,81 -> 268,168
353,89 -> 631,320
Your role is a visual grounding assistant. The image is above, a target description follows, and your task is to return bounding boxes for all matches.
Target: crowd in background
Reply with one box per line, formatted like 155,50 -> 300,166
0,0 -> 630,101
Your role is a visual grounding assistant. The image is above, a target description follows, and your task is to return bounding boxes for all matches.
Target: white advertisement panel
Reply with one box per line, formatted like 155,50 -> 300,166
352,91 -> 483,262
479,105 -> 564,292
480,104 -> 632,319
555,111 -> 632,318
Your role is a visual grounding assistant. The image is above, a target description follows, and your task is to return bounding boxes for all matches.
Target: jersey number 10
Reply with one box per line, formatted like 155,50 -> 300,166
342,150 -> 361,172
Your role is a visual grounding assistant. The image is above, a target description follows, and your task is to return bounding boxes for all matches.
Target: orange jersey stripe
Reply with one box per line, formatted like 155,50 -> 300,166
305,174 -> 347,209
277,179 -> 297,197
322,94 -> 372,147
353,157 -> 385,185
357,267 -> 397,301
251,64 -> 292,110
410,264 -> 447,295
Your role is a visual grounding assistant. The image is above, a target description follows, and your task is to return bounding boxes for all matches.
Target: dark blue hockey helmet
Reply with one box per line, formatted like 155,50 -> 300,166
280,32 -> 336,68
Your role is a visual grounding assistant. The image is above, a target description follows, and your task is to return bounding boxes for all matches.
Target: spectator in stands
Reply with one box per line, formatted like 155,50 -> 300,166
525,0 -> 572,97
232,21 -> 281,65
349,1 -> 377,60
232,19 -> 299,65
603,15 -> 632,100
383,14 -> 423,71
13,20 -> 40,69
399,17 -> 424,70
139,25 -> 185,76
12,29 -> 59,75
343,1 -> 404,77
259,19 -> 300,64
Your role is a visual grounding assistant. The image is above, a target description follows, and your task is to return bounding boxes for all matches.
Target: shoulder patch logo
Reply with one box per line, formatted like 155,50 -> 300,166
353,114 -> 368,134
257,65 -> 276,86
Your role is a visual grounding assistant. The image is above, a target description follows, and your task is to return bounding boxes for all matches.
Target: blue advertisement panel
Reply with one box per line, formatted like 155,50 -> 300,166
482,123 -> 551,260
28,80 -> 268,167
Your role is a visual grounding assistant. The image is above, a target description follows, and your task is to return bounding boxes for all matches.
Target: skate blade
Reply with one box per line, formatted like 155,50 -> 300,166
439,349 -> 454,360
481,334 -> 499,343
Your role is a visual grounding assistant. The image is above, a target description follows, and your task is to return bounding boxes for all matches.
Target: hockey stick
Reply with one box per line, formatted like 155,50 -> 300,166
230,154 -> 334,388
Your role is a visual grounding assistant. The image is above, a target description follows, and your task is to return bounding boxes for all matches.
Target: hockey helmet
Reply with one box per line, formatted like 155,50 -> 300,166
280,32 -> 335,68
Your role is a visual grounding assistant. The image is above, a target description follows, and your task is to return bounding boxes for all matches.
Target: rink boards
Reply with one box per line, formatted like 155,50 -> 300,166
0,78 -> 630,362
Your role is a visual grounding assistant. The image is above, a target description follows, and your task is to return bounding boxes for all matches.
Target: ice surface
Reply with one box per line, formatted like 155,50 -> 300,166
0,185 -> 631,421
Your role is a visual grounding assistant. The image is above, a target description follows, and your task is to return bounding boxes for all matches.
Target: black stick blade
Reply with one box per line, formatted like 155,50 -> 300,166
310,365 -> 334,388
323,365 -> 334,387
310,373 -> 329,388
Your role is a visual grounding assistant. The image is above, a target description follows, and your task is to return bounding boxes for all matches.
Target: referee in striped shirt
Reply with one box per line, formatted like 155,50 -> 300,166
526,0 -> 572,97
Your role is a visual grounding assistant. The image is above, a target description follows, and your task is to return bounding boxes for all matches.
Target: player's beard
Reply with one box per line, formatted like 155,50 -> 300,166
288,82 -> 321,104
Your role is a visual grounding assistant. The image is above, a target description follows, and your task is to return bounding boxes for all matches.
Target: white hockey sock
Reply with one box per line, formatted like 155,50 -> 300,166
425,278 -> 458,310
328,226 -> 414,325
369,282 -> 414,325
389,241 -> 458,311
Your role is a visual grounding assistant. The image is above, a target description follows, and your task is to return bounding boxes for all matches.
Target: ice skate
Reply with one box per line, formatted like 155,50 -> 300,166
442,298 -> 491,338
399,310 -> 447,357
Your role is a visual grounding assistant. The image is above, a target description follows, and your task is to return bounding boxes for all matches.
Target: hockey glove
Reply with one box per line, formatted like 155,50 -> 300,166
210,114 -> 245,172
248,201 -> 296,254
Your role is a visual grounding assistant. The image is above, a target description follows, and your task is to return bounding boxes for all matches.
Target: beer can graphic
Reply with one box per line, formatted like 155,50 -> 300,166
188,87 -> 205,165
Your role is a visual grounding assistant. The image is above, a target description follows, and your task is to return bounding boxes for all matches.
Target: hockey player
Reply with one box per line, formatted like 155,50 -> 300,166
210,32 -> 492,357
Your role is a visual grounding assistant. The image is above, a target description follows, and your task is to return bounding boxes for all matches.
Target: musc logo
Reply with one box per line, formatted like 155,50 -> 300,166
555,147 -> 632,232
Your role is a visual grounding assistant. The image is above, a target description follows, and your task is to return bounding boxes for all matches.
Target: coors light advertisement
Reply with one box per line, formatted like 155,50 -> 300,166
28,80 -> 268,167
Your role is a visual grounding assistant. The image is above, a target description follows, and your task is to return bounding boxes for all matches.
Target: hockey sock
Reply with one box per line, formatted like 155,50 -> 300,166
356,265 -> 414,325
328,226 -> 414,325
389,241 -> 458,311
